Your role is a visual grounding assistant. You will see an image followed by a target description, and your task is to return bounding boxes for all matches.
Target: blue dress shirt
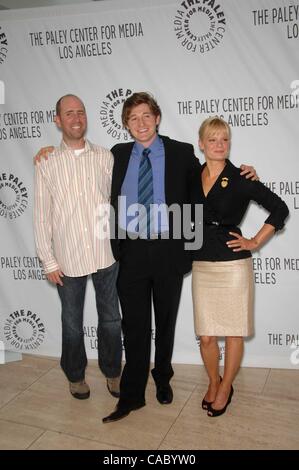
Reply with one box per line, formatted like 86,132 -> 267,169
120,136 -> 169,234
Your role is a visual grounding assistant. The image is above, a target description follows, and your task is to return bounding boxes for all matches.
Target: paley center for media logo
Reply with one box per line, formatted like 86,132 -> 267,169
0,26 -> 8,65
173,0 -> 226,53
0,172 -> 29,219
3,309 -> 46,351
99,88 -> 132,141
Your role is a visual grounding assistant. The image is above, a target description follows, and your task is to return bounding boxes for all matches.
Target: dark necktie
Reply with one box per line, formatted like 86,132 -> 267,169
138,148 -> 153,238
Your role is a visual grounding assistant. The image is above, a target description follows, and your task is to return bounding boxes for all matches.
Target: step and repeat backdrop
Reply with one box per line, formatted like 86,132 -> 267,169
0,0 -> 298,368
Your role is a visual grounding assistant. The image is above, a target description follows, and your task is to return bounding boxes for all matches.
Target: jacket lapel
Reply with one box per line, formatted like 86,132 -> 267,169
160,135 -> 175,205
111,142 -> 134,202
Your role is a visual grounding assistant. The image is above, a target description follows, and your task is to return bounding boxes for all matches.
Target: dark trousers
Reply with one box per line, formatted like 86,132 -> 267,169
57,262 -> 122,383
117,239 -> 183,408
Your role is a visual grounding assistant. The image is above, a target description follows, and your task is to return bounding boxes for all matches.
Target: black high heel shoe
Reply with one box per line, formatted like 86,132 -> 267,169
201,376 -> 222,410
207,384 -> 234,417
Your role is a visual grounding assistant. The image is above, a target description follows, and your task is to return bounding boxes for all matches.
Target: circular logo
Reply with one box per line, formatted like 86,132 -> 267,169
4,309 -> 46,351
99,88 -> 132,141
0,26 -> 8,65
173,0 -> 226,53
0,172 -> 28,219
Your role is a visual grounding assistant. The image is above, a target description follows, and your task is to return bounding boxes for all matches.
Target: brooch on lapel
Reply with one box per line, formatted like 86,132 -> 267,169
221,177 -> 229,188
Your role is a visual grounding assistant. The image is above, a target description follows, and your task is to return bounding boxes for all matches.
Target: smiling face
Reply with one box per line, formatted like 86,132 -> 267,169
199,129 -> 230,163
126,103 -> 160,147
198,117 -> 231,164
55,95 -> 87,148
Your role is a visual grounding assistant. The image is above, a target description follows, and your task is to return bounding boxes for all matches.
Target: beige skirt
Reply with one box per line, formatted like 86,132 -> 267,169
192,258 -> 254,337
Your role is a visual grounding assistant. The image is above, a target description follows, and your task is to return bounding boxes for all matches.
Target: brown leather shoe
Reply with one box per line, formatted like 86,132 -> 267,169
69,380 -> 90,400
106,376 -> 120,398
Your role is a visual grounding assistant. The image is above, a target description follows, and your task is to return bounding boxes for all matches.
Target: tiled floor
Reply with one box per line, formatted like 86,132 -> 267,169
0,354 -> 298,450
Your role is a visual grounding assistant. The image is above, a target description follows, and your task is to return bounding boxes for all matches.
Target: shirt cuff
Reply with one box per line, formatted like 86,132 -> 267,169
43,259 -> 60,274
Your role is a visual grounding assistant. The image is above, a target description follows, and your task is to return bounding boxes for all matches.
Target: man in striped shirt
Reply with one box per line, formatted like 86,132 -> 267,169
34,94 -> 122,400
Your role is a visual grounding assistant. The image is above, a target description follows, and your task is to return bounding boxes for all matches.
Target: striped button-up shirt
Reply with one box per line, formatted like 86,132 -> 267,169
34,140 -> 115,277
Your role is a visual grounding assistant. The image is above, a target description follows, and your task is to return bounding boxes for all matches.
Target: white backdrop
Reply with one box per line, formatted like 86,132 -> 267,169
0,0 -> 298,368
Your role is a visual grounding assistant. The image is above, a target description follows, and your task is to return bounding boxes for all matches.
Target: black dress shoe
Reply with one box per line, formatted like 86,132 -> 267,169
156,384 -> 173,404
207,385 -> 234,417
102,403 -> 145,423
202,376 -> 222,410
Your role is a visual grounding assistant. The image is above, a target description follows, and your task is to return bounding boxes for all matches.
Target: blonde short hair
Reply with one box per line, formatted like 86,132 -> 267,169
199,116 -> 231,141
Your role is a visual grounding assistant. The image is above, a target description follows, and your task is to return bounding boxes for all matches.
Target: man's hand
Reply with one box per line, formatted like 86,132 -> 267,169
226,232 -> 258,252
47,269 -> 64,286
240,164 -> 259,181
33,146 -> 55,165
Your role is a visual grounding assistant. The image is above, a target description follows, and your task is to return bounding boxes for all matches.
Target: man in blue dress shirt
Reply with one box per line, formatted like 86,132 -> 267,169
103,92 -> 256,423
103,92 -> 197,423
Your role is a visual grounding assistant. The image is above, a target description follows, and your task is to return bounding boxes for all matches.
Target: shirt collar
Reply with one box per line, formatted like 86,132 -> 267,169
133,135 -> 162,158
60,139 -> 92,154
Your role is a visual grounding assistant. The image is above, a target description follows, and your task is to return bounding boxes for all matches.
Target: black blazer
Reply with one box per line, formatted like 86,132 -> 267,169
110,135 -> 201,274
192,159 -> 289,261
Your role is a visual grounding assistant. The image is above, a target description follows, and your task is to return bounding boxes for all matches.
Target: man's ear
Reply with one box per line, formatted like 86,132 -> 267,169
54,115 -> 61,129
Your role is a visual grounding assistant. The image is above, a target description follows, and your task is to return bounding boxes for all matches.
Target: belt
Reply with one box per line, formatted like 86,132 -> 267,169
204,221 -> 234,228
204,221 -> 220,226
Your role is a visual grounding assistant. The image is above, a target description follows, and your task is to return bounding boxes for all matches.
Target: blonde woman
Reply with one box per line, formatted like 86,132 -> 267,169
192,117 -> 288,417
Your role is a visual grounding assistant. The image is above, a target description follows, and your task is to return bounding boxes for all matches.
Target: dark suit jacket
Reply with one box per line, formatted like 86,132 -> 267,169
110,135 -> 201,274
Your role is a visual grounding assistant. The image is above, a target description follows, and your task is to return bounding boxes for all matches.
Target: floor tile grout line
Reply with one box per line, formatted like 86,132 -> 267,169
26,429 -> 48,450
26,428 -> 131,451
261,368 -> 272,395
0,416 -> 47,432
0,415 -> 131,450
0,360 -> 59,411
156,382 -> 199,450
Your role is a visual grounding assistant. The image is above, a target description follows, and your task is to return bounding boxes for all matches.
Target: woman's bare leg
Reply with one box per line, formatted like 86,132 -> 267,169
211,336 -> 243,410
200,336 -> 221,403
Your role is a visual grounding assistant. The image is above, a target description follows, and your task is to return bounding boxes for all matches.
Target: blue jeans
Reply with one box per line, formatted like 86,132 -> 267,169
57,262 -> 122,383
